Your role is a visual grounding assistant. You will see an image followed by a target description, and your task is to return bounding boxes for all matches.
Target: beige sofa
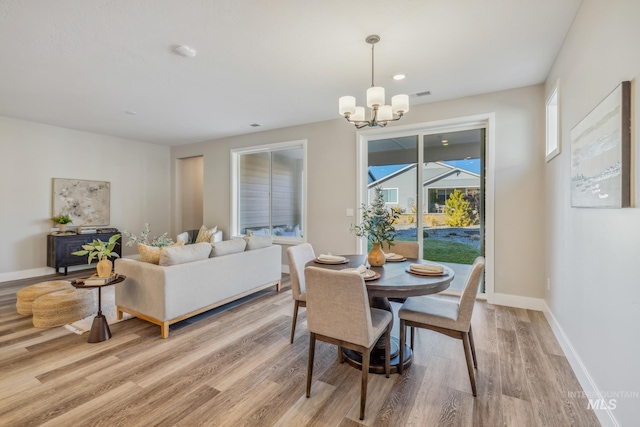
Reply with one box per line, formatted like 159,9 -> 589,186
114,243 -> 281,338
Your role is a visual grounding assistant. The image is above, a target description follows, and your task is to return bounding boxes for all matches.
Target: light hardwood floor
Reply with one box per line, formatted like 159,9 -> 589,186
0,271 -> 600,426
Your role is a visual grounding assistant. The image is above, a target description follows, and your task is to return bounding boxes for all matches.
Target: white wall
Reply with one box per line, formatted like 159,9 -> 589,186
171,84 -> 545,299
0,116 -> 171,279
544,1 -> 640,425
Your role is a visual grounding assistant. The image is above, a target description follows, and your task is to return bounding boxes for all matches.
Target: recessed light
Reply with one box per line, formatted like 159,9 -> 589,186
393,74 -> 406,81
125,111 -> 137,115
416,91 -> 431,97
245,123 -> 261,128
173,45 -> 197,58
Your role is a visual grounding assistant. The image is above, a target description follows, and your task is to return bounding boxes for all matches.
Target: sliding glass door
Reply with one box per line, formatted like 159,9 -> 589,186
364,127 -> 486,293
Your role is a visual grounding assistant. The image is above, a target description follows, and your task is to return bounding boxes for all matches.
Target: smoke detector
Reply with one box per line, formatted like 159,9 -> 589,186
173,45 -> 197,58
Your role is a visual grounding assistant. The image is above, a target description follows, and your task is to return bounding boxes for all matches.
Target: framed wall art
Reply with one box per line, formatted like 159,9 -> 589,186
570,81 -> 631,208
52,178 -> 111,226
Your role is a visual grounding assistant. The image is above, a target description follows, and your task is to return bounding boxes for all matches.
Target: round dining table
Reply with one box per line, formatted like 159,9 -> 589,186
305,254 -> 455,374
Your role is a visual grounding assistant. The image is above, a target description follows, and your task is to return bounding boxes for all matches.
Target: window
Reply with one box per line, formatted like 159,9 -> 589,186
231,140 -> 306,242
381,188 -> 398,204
546,80 -> 560,161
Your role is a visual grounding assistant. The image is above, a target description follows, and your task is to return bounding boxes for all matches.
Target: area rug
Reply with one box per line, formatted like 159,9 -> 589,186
64,286 -> 132,335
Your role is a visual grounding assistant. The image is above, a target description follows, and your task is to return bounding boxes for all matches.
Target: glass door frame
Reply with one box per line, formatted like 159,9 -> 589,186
356,113 -> 495,299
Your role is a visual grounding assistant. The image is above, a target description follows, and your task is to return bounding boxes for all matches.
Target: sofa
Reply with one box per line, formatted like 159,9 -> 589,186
114,239 -> 281,338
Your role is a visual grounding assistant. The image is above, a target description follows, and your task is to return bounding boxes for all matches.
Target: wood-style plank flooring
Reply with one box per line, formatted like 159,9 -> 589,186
0,271 -> 601,426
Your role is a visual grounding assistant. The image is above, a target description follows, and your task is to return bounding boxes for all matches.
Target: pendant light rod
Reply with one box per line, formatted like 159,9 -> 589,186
366,34 -> 380,87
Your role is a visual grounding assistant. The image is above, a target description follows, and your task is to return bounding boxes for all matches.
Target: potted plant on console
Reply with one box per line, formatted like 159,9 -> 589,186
350,186 -> 399,266
51,214 -> 73,232
72,234 -> 121,278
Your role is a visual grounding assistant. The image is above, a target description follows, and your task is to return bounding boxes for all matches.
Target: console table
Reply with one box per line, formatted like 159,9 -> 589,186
47,232 -> 121,275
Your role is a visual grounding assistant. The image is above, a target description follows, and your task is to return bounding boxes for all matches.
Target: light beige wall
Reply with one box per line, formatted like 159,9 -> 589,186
544,1 -> 640,425
171,84 -> 545,298
0,116 -> 171,278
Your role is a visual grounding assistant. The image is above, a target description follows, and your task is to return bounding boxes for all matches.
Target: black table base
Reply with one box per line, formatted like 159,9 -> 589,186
88,313 -> 112,343
343,337 -> 412,374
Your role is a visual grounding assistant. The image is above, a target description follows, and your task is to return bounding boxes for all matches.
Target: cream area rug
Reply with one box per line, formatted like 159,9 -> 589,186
64,286 -> 132,335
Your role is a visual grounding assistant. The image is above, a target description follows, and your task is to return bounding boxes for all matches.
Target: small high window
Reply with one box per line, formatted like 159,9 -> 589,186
546,80 -> 560,161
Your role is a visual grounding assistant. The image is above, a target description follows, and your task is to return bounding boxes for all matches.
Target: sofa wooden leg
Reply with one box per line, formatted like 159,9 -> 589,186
276,280 -> 281,292
116,307 -> 123,321
161,323 -> 169,339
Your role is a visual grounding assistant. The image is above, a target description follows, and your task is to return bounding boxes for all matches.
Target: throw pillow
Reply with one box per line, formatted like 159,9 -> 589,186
195,225 -> 218,243
210,239 -> 247,257
245,235 -> 273,251
138,241 -> 184,264
176,231 -> 190,245
159,242 -> 211,266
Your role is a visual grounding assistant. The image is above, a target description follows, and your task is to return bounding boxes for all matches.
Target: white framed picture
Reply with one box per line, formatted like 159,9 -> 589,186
52,178 -> 111,225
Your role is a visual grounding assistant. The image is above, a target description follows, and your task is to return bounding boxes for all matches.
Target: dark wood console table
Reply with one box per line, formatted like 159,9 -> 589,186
47,232 -> 121,275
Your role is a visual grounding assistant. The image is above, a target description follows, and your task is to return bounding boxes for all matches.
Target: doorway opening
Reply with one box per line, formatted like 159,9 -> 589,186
176,156 -> 204,232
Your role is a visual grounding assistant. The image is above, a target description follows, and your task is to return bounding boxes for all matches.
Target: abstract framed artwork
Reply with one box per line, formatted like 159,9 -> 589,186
52,178 -> 111,226
570,81 -> 631,208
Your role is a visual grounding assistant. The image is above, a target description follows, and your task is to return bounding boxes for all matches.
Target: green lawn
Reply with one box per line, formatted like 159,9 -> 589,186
395,238 -> 481,265
368,238 -> 481,265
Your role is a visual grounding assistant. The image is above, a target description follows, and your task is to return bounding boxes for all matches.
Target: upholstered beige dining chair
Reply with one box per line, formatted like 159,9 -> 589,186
381,241 -> 419,259
398,256 -> 485,396
305,267 -> 392,420
286,243 -> 316,343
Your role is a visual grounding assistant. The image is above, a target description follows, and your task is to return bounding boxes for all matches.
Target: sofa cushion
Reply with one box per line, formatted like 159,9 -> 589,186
211,239 -> 246,257
195,225 -> 217,243
138,241 -> 184,264
246,235 -> 273,251
159,242 -> 211,266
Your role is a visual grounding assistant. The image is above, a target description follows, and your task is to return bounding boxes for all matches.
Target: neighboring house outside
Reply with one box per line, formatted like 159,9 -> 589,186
368,162 -> 480,214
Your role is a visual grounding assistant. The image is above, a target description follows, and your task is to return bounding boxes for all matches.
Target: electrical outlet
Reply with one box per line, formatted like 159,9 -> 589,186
346,208 -> 354,217
547,278 -> 550,291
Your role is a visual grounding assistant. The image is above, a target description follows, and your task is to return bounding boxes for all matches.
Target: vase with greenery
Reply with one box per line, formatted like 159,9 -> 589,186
350,186 -> 399,266
72,234 -> 121,277
51,214 -> 72,232
123,223 -> 174,247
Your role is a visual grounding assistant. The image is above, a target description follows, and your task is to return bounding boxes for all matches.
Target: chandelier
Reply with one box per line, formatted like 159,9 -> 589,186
339,35 -> 409,129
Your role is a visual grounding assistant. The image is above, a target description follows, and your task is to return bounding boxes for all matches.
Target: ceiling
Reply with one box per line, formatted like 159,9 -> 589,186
0,0 -> 582,146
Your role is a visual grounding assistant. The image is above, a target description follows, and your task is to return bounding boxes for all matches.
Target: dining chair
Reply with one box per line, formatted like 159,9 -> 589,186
382,241 -> 419,304
398,256 -> 485,396
381,241 -> 419,259
305,266 -> 392,420
286,243 -> 316,343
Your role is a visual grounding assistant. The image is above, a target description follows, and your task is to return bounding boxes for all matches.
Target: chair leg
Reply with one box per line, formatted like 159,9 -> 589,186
469,325 -> 478,369
385,325 -> 391,378
399,319 -> 406,375
306,333 -> 316,398
290,300 -> 299,344
410,326 -> 415,350
338,345 -> 344,363
360,349 -> 370,420
462,332 -> 477,396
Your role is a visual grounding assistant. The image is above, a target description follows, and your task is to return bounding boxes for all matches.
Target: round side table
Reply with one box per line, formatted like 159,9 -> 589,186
72,275 -> 126,343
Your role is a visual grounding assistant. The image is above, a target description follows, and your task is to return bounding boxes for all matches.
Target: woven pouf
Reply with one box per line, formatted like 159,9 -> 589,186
32,289 -> 96,328
16,280 -> 74,315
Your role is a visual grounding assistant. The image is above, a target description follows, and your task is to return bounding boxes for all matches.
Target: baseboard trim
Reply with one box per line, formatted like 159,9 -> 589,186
542,302 -> 619,427
490,293 -> 546,310
0,267 -> 55,283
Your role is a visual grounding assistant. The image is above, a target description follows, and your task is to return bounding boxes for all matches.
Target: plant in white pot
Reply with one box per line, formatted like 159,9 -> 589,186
72,234 -> 121,278
350,186 -> 399,266
51,214 -> 73,232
